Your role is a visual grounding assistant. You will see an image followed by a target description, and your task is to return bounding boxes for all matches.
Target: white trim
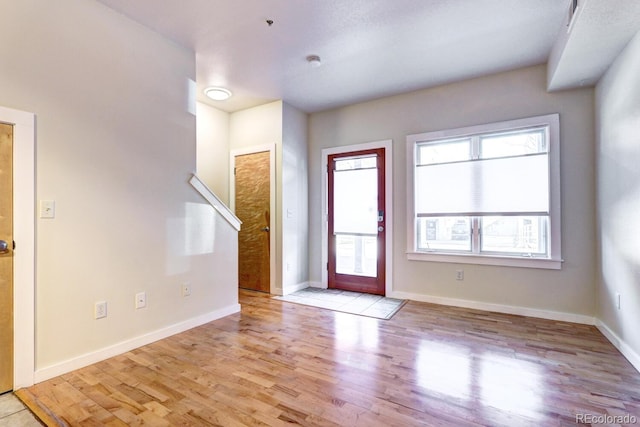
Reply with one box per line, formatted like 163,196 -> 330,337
277,281 -> 310,296
406,114 -> 561,269
308,281 -> 325,289
321,140 -> 393,295
389,290 -> 595,325
34,303 -> 241,383
189,174 -> 241,231
596,320 -> 640,374
407,251 -> 563,270
0,106 -> 36,389
230,144 -> 277,294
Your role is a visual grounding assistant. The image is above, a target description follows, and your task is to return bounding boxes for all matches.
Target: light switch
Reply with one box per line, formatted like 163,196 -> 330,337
40,200 -> 55,219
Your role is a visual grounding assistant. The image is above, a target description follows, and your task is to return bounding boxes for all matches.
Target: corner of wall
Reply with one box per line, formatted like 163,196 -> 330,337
593,28 -> 640,376
596,320 -> 640,373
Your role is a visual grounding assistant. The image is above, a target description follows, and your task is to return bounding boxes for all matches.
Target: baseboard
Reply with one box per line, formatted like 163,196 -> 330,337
283,281 -> 310,295
34,303 -> 241,383
596,319 -> 640,374
389,291 -> 596,325
307,281 -> 325,289
274,282 -> 310,296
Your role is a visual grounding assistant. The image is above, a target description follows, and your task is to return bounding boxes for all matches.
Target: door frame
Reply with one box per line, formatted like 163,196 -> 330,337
0,105 -> 35,389
321,140 -> 393,295
229,144 -> 276,294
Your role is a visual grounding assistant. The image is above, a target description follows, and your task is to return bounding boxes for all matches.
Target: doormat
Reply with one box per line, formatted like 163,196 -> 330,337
274,287 -> 406,320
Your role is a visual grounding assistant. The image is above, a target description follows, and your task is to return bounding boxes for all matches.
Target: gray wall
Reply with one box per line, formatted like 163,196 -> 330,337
596,31 -> 640,360
1,0 -> 239,374
282,103 -> 310,292
309,64 -> 596,318
197,102 -> 230,204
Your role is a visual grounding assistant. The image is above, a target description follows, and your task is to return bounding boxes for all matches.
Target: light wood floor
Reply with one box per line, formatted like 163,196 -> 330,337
17,290 -> 640,426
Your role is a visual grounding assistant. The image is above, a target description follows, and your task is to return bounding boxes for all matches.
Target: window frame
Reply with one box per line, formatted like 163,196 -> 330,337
406,114 -> 562,270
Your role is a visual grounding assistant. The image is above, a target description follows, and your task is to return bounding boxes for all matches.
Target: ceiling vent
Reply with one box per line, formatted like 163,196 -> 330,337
566,0 -> 580,33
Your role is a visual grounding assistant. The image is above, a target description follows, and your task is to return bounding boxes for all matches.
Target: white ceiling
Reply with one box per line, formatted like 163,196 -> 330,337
96,0 -> 640,113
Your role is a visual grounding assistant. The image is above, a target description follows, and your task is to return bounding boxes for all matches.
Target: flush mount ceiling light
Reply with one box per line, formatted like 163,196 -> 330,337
306,55 -> 321,68
204,86 -> 232,101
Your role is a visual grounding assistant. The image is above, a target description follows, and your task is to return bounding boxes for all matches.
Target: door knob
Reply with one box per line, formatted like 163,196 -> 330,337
261,226 -> 270,232
0,240 -> 9,254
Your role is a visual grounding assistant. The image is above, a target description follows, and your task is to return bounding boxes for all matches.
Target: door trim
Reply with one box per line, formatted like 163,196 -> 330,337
230,144 -> 276,294
0,106 -> 35,389
321,140 -> 393,296
328,148 -> 385,294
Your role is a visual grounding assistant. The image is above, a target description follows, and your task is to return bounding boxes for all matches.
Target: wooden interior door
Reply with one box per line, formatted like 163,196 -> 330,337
328,148 -> 386,295
235,151 -> 271,292
0,123 -> 14,393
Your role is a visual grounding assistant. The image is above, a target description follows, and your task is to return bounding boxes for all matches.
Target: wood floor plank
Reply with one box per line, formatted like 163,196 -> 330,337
17,290 -> 640,426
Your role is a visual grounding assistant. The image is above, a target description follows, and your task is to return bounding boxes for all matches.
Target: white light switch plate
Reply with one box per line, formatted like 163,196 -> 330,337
40,200 -> 55,218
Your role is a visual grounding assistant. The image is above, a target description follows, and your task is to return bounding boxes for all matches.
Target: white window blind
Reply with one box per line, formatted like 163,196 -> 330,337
334,167 -> 378,234
415,152 -> 549,216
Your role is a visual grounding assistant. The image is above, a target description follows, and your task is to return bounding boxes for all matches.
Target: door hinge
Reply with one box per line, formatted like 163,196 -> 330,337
234,167 -> 237,175
13,240 -> 15,250
326,262 -> 329,270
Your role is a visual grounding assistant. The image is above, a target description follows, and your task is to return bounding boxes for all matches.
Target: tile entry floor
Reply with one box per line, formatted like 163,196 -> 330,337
274,287 -> 406,319
0,393 -> 42,426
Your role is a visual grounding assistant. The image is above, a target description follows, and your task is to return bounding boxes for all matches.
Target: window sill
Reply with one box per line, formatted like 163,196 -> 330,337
407,251 -> 563,270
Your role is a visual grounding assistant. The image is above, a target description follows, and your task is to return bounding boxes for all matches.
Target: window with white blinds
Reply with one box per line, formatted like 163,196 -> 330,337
406,114 -> 562,269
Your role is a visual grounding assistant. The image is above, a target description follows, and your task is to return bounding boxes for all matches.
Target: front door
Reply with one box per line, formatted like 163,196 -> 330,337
328,148 -> 385,295
235,151 -> 271,293
0,123 -> 14,393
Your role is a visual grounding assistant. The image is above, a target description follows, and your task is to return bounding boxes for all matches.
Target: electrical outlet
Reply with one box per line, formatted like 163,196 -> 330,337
456,270 -> 464,281
95,301 -> 107,319
135,292 -> 146,309
182,283 -> 191,297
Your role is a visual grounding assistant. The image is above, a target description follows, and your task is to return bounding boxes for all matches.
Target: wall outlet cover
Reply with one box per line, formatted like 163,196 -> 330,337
95,301 -> 107,319
135,292 -> 146,309
182,283 -> 191,297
